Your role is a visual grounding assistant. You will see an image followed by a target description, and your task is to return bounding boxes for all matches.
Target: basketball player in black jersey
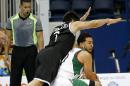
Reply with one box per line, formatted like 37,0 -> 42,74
28,9 -> 121,86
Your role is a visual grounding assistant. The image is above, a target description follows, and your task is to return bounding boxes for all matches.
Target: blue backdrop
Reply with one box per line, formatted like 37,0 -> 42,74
84,21 -> 130,73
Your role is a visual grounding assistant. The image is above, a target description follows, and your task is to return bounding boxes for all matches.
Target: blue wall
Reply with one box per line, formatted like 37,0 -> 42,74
84,21 -> 130,73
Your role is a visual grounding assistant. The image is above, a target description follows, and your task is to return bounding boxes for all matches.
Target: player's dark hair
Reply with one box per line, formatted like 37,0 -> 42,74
63,11 -> 79,23
77,32 -> 92,45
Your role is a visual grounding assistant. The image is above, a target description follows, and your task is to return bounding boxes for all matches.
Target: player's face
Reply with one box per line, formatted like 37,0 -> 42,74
20,2 -> 31,17
83,37 -> 93,53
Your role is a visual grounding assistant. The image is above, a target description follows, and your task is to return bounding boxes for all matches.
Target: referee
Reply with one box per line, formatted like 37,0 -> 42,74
5,0 -> 44,86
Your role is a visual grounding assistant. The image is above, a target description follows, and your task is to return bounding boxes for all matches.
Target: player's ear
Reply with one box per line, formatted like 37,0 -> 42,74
79,43 -> 84,49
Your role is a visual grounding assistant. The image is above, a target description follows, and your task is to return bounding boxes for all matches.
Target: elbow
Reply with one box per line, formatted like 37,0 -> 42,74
86,72 -> 93,78
88,21 -> 99,29
85,72 -> 97,80
93,22 -> 101,28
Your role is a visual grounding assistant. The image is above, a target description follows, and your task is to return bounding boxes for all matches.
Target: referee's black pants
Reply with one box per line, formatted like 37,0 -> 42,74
10,45 -> 38,86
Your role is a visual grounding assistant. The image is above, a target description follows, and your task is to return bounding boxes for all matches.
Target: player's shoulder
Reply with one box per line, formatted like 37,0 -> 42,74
78,50 -> 91,57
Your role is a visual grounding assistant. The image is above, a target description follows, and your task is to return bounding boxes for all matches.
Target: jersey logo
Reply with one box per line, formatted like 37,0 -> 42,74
53,31 -> 60,42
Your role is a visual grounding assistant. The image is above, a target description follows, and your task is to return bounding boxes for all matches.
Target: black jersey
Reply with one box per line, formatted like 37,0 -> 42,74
47,23 -> 74,47
45,23 -> 75,60
35,23 -> 75,85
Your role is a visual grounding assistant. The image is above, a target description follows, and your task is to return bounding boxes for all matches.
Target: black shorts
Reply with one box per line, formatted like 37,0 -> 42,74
34,29 -> 75,86
34,46 -> 63,86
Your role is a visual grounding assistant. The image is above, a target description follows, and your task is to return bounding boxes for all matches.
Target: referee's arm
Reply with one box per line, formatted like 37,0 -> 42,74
36,31 -> 44,52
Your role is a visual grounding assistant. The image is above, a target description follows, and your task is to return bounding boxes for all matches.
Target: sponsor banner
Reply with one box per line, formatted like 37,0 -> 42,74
98,73 -> 130,86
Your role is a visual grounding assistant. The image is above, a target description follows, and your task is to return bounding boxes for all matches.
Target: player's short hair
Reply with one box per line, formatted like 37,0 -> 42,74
77,32 -> 92,45
63,11 -> 79,23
